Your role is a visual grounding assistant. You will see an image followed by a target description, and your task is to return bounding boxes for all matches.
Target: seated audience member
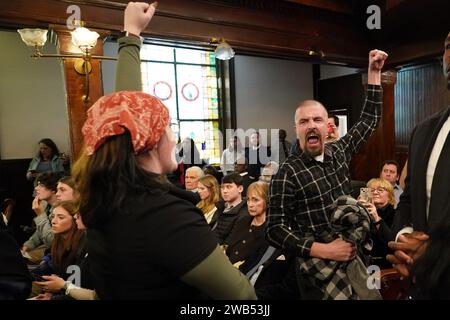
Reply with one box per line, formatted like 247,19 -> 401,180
69,2 -> 256,300
185,166 -> 205,192
224,181 -> 270,265
167,165 -> 204,205
32,200 -> 87,299
211,173 -> 249,244
226,181 -> 299,300
325,114 -> 340,143
196,175 -> 221,224
26,138 -> 66,188
34,206 -> 95,300
56,176 -> 79,202
0,218 -> 32,300
221,136 -> 244,176
359,178 -> 396,269
22,172 -> 61,263
259,161 -> 279,183
234,156 -> 255,197
379,160 -> 403,208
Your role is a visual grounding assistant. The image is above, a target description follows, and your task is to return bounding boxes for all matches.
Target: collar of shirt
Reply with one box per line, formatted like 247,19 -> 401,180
298,150 -> 326,163
239,172 -> 248,176
314,154 -> 324,162
225,198 -> 243,211
252,145 -> 260,151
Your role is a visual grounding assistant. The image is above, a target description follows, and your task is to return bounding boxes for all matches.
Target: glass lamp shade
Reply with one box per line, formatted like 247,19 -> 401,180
71,27 -> 99,50
215,41 -> 235,60
17,28 -> 48,47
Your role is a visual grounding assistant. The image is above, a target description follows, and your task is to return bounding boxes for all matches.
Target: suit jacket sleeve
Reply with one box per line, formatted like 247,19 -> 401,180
392,125 -> 417,234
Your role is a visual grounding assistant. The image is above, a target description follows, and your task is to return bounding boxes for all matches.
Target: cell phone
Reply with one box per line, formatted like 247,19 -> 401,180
360,187 -> 373,203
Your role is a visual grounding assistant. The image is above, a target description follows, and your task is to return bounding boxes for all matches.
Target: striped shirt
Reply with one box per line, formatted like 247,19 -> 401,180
267,85 -> 383,258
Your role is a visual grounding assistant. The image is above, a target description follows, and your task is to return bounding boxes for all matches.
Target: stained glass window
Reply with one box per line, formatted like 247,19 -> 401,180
141,44 -> 221,164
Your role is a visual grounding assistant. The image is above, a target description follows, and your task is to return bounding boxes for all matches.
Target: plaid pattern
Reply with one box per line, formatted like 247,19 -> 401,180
267,85 -> 382,257
296,196 -> 373,300
331,196 -> 372,251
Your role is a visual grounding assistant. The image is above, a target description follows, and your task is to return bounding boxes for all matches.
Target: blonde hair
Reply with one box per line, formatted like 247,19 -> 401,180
247,181 -> 269,212
196,175 -> 220,214
367,178 -> 396,206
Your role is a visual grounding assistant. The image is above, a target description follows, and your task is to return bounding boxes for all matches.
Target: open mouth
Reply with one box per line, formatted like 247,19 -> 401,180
306,132 -> 321,146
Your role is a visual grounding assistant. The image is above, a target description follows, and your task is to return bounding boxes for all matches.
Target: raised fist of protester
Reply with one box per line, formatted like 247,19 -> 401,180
124,1 -> 158,36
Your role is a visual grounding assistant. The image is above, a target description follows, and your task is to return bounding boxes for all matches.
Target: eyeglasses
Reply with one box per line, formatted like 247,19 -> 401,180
370,187 -> 387,193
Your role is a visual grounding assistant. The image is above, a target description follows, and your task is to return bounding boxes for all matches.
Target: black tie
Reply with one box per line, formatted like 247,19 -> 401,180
428,131 -> 450,231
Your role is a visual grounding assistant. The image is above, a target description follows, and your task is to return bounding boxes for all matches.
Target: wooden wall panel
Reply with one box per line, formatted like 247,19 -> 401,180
52,26 -> 109,161
318,71 -> 397,182
394,61 -> 448,148
0,0 -> 369,65
393,60 -> 448,171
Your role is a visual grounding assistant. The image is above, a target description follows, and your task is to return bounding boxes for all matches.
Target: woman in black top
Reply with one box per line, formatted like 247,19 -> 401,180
360,178 -> 397,269
71,2 -> 255,300
224,181 -> 269,266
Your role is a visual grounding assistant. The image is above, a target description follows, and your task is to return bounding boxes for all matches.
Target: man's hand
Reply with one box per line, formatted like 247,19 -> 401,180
124,1 -> 158,36
368,49 -> 388,85
386,231 -> 429,278
311,238 -> 355,261
32,196 -> 45,216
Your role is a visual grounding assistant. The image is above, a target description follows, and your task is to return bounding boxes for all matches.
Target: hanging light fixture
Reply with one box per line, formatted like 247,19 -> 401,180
210,38 -> 235,60
18,26 -> 116,104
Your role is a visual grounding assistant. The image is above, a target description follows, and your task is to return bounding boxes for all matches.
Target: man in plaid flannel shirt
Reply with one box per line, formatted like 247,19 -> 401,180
267,49 -> 388,299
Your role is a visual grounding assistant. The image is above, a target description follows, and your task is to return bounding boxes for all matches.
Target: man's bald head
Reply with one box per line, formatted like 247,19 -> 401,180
295,100 -> 328,123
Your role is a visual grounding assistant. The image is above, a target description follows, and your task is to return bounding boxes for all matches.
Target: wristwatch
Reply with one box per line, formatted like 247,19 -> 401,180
120,31 -> 144,45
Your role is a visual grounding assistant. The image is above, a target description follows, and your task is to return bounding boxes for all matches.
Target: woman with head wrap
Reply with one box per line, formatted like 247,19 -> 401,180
72,2 -> 255,300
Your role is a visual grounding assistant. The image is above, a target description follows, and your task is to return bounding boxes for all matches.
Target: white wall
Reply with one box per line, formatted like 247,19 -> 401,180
234,55 -> 314,144
320,64 -> 359,80
102,41 -> 118,95
0,30 -> 70,159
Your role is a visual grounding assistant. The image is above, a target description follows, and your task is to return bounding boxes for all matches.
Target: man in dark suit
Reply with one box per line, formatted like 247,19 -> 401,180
388,32 -> 450,278
245,132 -> 271,180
